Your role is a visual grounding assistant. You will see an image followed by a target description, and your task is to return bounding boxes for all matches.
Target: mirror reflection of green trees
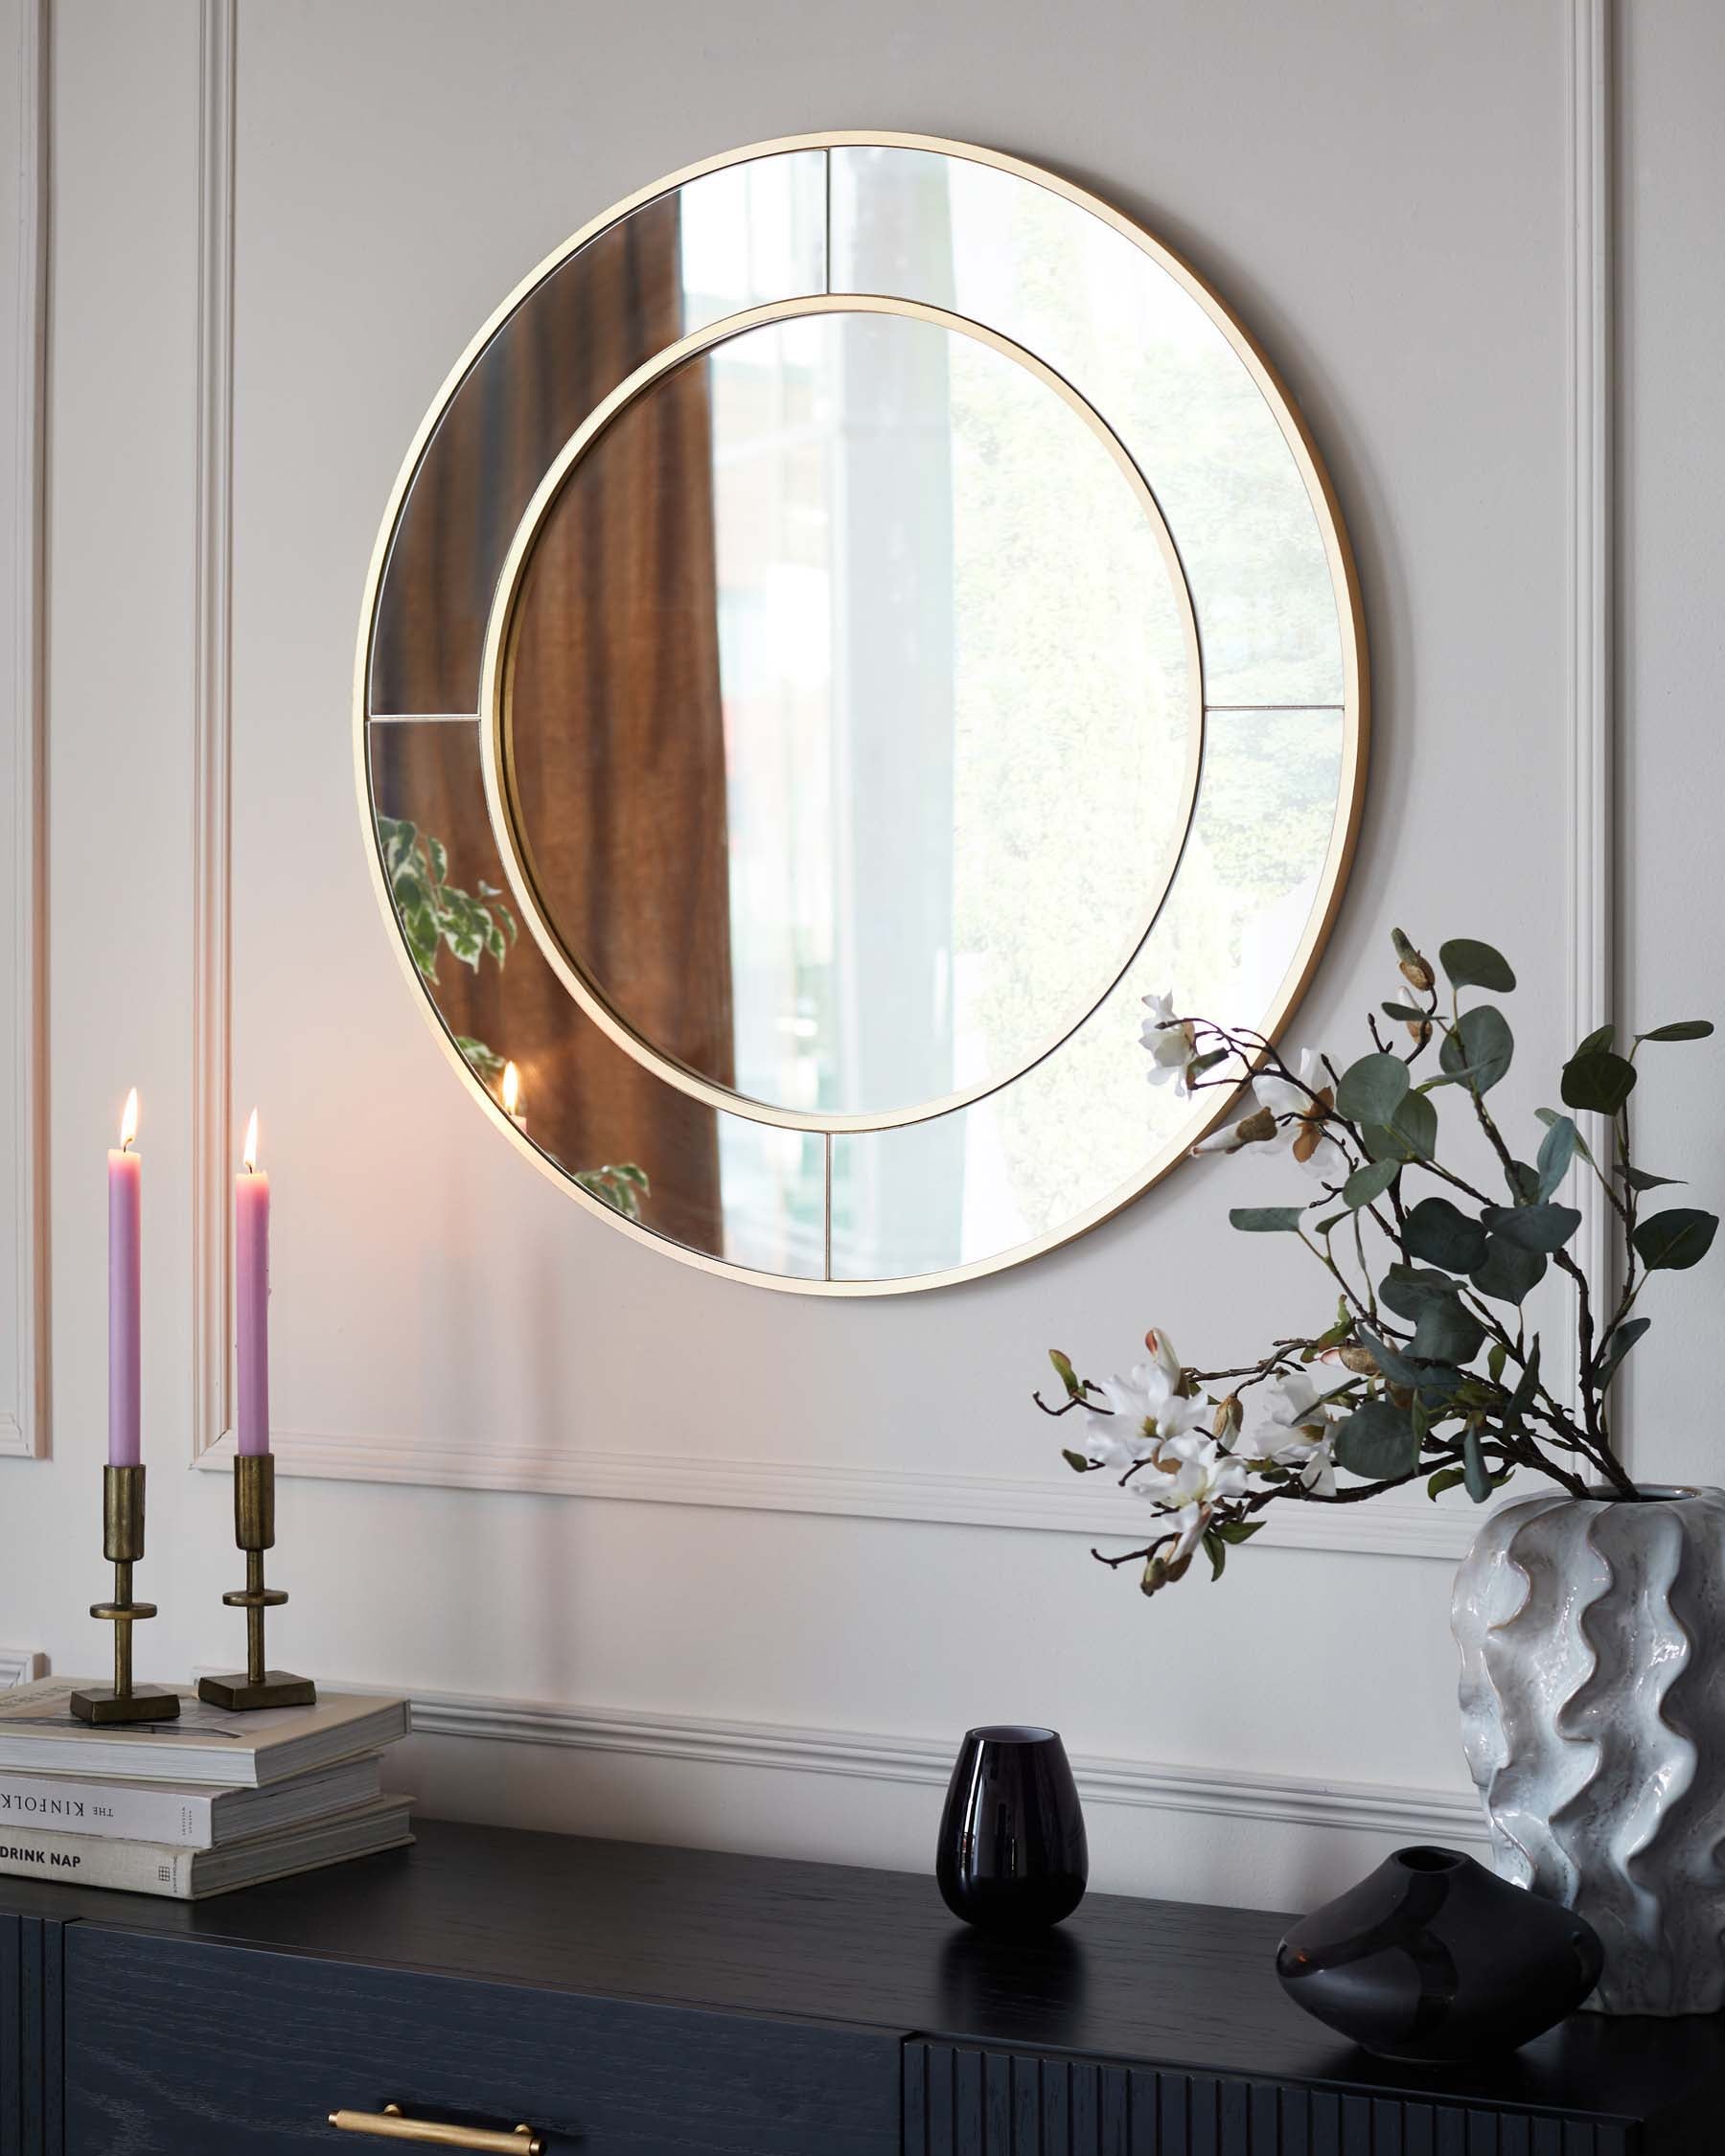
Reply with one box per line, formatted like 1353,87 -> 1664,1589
949,714 -> 1346,1258
378,814 -> 650,1222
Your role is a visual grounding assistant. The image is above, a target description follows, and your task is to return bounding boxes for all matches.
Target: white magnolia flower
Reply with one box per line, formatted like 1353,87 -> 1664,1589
1267,1425 -> 1339,1497
1192,1104 -> 1281,1157
1129,1432 -> 1253,1563
1140,991 -> 1200,1097
1260,1049 -> 1350,1180
1390,980 -> 1434,1045
1140,1431 -> 1253,1512
1245,1368 -> 1343,1495
1192,1048 -> 1347,1181
1083,1332 -> 1203,1469
1262,1366 -> 1336,1434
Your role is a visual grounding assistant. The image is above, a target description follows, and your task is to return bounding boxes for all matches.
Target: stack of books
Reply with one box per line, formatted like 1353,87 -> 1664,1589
0,1678 -> 413,1898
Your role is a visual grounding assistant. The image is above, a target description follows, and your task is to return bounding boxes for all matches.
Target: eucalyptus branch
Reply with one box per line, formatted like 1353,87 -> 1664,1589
1460,1073 -> 1520,1187
1405,1154 -> 1497,1210
1092,1532 -> 1181,1571
1060,939 -> 1718,1597
1299,1230 -> 1371,1320
1243,1472 -> 1414,1511
1032,1390 -> 1091,1419
1351,1210 -> 1379,1322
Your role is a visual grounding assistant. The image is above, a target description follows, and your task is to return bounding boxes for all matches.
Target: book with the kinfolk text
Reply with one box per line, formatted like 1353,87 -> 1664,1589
0,1753 -> 385,1847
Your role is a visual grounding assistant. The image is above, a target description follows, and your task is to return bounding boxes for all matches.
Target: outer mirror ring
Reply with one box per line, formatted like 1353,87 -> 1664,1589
354,130 -> 1368,1294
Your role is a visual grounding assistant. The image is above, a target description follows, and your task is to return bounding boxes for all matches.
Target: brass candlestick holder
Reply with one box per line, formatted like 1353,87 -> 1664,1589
71,1464 -> 181,1725
197,1453 -> 316,1711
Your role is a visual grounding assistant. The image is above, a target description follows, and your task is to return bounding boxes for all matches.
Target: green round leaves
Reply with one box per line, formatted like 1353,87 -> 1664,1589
1593,1316 -> 1650,1388
1333,1398 -> 1419,1479
1533,1112 -> 1578,1198
1411,1296 -> 1484,1365
1562,1049 -> 1638,1115
1471,1237 -> 1548,1304
1335,1052 -> 1409,1125
1439,939 -> 1517,994
1439,1006 -> 1514,1093
1379,1264 -> 1466,1323
1229,1206 -> 1305,1234
1361,1091 -> 1438,1164
1632,1208 -> 1719,1273
1342,1159 -> 1398,1211
1480,1202 -> 1583,1254
1638,1021 -> 1714,1044
1402,1197 -> 1488,1273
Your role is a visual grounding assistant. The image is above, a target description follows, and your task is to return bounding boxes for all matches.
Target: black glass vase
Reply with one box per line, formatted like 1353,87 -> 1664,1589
1276,1845 -> 1602,2062
936,1726 -> 1088,1932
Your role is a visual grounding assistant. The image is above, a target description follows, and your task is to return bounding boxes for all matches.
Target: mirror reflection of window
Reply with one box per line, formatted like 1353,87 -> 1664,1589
502,167 -> 1200,1273
508,314 -> 1196,1094
371,151 -> 826,717
624,310 -> 1197,1104
833,147 -> 1344,709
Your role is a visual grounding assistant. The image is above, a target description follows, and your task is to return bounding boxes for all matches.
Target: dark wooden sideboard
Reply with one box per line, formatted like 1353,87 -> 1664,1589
3,1819 -> 1722,2154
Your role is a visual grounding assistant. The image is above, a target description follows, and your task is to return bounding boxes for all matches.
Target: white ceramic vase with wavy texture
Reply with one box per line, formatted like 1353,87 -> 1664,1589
1453,1485 -> 1725,2014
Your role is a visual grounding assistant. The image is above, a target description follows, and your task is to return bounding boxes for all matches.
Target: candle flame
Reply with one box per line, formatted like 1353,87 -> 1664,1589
501,1061 -> 520,1116
119,1088 -> 139,1150
242,1108 -> 259,1173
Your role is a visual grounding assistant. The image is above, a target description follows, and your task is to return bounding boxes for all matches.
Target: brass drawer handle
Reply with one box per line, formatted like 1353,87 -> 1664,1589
328,2103 -> 543,2154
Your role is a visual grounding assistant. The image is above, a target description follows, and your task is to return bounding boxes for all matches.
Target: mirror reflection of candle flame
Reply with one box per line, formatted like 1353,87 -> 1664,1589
501,1062 -> 520,1116
119,1088 -> 139,1149
242,1108 -> 259,1173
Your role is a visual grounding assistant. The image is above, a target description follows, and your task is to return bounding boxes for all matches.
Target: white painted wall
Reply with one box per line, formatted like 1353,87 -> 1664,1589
0,0 -> 43,1460
0,0 -> 1718,1917
1617,0 -> 1725,1493
0,0 -> 25,1459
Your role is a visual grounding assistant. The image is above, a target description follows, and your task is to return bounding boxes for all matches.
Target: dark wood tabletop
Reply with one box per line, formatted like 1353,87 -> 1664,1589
6,1816 -> 1724,2134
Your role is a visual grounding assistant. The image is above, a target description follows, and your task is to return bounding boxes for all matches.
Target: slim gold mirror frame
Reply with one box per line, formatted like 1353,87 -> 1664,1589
355,130 -> 1368,1296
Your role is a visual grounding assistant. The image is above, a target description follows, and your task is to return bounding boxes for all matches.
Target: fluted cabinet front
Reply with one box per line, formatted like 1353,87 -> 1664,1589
901,2043 -> 1631,2155
1454,1486 -> 1725,2014
0,1914 -> 63,2156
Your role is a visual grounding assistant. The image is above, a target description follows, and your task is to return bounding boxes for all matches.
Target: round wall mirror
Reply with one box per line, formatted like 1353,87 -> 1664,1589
357,133 -> 1365,1293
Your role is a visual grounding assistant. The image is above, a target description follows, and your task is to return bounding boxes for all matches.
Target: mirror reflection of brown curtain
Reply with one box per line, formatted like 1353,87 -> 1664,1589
371,198 -> 732,1247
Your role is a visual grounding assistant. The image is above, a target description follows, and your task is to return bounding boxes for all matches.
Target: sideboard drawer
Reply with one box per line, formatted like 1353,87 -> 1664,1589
904,2042 -> 1637,2156
67,1926 -> 899,2156
1,1914 -> 63,2156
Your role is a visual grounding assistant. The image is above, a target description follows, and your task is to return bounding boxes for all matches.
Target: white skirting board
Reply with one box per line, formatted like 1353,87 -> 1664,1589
380,1684 -> 1488,1909
403,1686 -> 1484,1842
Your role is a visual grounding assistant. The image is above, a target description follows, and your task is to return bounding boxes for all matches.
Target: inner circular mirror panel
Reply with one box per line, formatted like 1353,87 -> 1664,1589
359,135 -> 1364,1293
503,310 -> 1195,1119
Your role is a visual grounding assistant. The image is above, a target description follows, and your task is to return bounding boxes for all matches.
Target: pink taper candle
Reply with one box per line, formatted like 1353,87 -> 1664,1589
235,1109 -> 270,1456
107,1089 -> 141,1467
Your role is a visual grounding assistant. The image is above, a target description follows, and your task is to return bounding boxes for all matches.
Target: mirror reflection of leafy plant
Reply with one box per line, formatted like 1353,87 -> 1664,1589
377,814 -> 649,1224
573,1162 -> 650,1222
379,815 -> 518,983
454,1036 -> 505,1082
1040,929 -> 1718,1597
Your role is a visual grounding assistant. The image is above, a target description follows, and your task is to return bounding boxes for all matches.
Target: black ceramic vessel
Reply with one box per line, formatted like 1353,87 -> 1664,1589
936,1725 -> 1088,1932
1276,1845 -> 1603,2062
